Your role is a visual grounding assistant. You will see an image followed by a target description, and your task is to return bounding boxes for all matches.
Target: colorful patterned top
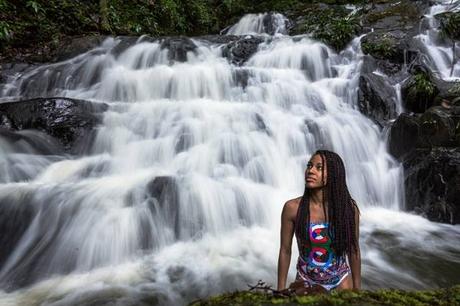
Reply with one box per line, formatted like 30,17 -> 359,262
296,222 -> 350,290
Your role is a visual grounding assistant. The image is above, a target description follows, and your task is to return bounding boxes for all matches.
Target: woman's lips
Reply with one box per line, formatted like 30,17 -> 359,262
306,177 -> 316,182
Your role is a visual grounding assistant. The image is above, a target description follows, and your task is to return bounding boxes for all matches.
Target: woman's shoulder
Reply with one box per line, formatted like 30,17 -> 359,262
284,196 -> 302,210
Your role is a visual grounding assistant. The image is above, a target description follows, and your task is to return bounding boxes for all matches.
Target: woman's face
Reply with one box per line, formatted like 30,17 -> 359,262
305,154 -> 327,189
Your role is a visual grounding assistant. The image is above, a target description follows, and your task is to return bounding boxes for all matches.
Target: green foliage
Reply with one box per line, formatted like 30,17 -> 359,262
293,6 -> 361,51
439,11 -> 460,41
413,72 -> 436,97
361,36 -> 394,59
190,285 -> 460,306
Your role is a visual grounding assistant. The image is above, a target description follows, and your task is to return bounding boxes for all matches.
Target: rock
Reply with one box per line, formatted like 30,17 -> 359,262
160,37 -> 198,62
289,4 -> 359,51
360,30 -> 415,64
0,192 -> 35,269
0,97 -> 108,153
198,35 -> 240,45
52,35 -> 108,62
261,13 -> 290,35
145,176 -> 180,239
404,148 -> 460,224
222,36 -> 264,65
401,71 -> 439,113
435,11 -> 460,41
360,0 -> 423,67
389,105 -> 460,224
0,128 -> 65,156
358,72 -> 398,127
389,106 -> 460,160
418,106 -> 459,148
388,113 -> 420,160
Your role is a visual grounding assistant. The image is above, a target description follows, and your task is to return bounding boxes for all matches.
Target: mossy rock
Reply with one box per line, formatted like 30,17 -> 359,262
361,33 -> 398,61
436,11 -> 460,41
190,285 -> 460,306
362,0 -> 420,30
419,106 -> 458,148
402,71 -> 439,113
290,4 -> 361,51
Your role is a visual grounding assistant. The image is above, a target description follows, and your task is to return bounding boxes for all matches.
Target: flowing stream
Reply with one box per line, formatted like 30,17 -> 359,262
0,11 -> 459,306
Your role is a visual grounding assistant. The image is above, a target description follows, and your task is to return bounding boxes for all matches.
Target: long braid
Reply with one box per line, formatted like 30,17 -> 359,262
295,150 -> 359,259
317,150 -> 358,257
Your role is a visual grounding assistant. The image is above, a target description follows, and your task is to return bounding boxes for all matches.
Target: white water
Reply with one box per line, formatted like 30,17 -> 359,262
0,13 -> 459,306
226,13 -> 288,35
415,0 -> 460,80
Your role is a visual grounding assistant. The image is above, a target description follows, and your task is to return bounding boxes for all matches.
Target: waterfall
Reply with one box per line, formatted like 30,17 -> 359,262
0,12 -> 459,306
225,13 -> 288,35
415,0 -> 460,80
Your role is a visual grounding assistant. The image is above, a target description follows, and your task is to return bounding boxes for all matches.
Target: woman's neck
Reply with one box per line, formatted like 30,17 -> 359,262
309,188 -> 324,206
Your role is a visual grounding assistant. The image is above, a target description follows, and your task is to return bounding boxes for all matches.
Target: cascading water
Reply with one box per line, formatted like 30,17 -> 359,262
0,12 -> 459,306
225,13 -> 288,35
415,0 -> 460,80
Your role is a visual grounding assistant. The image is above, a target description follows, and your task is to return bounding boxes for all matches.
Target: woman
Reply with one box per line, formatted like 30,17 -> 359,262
277,150 -> 361,292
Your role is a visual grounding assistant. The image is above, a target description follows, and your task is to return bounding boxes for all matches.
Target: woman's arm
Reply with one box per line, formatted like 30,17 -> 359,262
277,200 -> 296,290
349,207 -> 361,289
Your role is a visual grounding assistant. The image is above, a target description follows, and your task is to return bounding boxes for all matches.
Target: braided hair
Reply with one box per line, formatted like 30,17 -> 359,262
295,150 -> 359,259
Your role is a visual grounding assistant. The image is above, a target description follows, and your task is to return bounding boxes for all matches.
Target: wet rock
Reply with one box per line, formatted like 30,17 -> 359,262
233,68 -> 250,88
160,37 -> 198,62
389,106 -> 460,160
360,0 -> 423,67
261,13 -> 290,35
389,105 -> 460,224
0,193 -> 35,269
401,70 -> 439,113
0,97 -> 108,153
361,30 -> 416,64
418,106 -> 459,148
0,128 -> 65,156
52,35 -> 108,62
289,4 -> 359,51
404,148 -> 460,224
222,36 -> 264,65
198,35 -> 240,44
358,72 -> 398,127
388,113 -> 420,160
145,176 -> 180,239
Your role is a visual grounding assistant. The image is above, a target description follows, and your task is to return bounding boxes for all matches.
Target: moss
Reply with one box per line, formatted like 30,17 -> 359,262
190,285 -> 460,306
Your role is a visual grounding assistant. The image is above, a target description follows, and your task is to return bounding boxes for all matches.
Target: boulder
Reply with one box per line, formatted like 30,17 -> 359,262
222,36 -> 264,65
418,106 -> 459,148
404,148 -> 460,224
389,106 -> 460,160
389,105 -> 460,224
358,72 -> 398,127
0,97 -> 108,153
145,176 -> 180,240
360,0 -> 423,69
160,37 -> 198,62
401,71 -> 439,113
361,30 -> 416,64
388,113 -> 420,160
